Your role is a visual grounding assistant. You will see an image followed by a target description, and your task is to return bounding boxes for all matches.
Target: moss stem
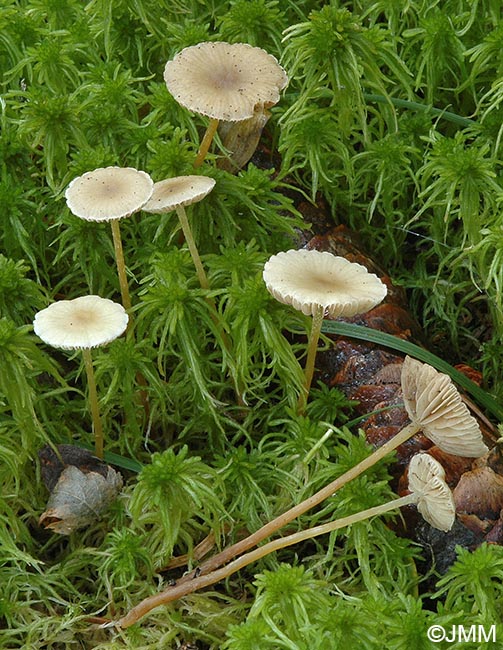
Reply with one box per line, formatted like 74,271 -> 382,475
194,118 -> 220,168
82,347 -> 103,459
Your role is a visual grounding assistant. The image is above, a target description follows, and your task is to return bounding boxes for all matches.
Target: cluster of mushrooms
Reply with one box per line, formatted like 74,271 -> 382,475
33,41 -> 289,458
30,41 -> 491,625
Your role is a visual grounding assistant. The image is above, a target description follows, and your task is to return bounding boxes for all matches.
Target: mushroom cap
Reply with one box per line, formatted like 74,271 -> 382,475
164,41 -> 288,122
407,453 -> 456,532
33,295 -> 128,350
262,249 -> 387,317
401,356 -> 488,458
142,175 -> 216,214
65,167 -> 154,222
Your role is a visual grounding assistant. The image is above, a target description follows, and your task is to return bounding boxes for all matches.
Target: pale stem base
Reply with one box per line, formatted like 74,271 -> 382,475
115,492 -> 418,628
82,348 -> 103,459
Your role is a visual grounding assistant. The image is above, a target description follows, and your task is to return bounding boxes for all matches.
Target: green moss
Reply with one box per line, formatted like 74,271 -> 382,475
1,0 -> 503,647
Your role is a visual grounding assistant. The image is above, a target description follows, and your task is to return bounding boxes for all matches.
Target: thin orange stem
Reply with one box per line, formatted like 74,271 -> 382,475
114,421 -> 420,627
194,118 -> 220,168
114,493 -> 418,628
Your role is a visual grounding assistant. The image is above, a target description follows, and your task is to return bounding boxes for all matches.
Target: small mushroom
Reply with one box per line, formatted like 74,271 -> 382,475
65,166 -> 154,312
406,452 -> 456,531
261,454 -> 456,558
401,355 -> 488,457
252,453 -> 456,550
169,357 -> 486,583
142,175 -> 216,290
294,452 -> 455,534
262,249 -> 387,413
164,41 -> 288,167
33,295 -> 128,458
142,175 -> 244,405
324,356 -> 489,495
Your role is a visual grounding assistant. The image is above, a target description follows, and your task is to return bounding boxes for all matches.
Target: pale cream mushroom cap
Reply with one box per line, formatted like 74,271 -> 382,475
164,41 -> 288,122
33,295 -> 128,350
142,175 -> 216,214
407,453 -> 456,532
65,166 -> 154,222
401,356 -> 488,458
262,249 -> 387,317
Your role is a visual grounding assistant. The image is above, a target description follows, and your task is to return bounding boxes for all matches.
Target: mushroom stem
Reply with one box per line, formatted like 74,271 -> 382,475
174,205 -> 245,406
297,304 -> 325,415
114,420 -> 421,628
110,218 -> 132,313
190,420 -> 420,574
194,118 -> 220,168
81,347 -> 104,459
114,491 -> 418,628
174,205 -> 210,290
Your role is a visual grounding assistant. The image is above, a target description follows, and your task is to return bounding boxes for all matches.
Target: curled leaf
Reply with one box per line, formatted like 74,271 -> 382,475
38,445 -> 122,535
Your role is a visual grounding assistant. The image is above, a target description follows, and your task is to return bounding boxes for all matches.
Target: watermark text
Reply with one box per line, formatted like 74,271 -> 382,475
427,624 -> 496,643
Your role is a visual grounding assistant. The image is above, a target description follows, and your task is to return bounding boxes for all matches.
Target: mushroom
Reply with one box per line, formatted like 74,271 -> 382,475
141,175 -> 216,290
262,249 -> 387,413
65,167 -> 154,312
313,355 -> 488,489
164,41 -> 288,167
401,355 -> 489,457
33,295 -> 129,458
112,452 -> 454,628
406,452 -> 456,531
142,174 -> 245,405
253,453 -> 455,551
264,453 -> 456,542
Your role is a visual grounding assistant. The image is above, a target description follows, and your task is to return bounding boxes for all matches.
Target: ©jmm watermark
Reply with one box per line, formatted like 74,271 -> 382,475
427,624 -> 496,643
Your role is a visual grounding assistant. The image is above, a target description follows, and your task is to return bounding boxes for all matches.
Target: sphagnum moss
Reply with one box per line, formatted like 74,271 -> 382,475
2,1 -> 503,647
